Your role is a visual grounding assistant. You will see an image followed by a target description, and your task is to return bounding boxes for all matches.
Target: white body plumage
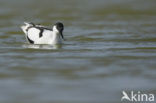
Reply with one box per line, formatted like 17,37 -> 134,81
21,22 -> 64,45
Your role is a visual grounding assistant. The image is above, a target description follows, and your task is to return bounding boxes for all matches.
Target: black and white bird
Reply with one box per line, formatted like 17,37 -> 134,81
21,22 -> 64,44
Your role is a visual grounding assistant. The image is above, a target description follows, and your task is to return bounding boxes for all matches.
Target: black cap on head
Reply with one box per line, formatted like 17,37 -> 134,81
55,22 -> 64,40
55,22 -> 64,30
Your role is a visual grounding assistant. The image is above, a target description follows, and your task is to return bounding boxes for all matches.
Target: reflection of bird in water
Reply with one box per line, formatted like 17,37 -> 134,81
22,44 -> 62,50
121,91 -> 131,101
21,22 -> 65,45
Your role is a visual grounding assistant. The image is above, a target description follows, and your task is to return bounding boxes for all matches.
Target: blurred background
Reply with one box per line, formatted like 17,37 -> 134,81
0,0 -> 156,103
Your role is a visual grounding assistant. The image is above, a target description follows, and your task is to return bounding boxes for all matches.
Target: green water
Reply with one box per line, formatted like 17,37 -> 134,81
0,0 -> 156,103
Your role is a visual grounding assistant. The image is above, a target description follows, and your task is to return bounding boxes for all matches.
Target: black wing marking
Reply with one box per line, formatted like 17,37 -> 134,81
26,35 -> 34,44
36,27 -> 52,38
26,26 -> 33,32
29,22 -> 35,26
39,28 -> 44,38
36,27 -> 52,31
28,22 -> 53,31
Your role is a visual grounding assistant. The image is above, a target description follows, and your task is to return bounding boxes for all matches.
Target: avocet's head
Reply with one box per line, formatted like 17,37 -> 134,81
53,22 -> 64,40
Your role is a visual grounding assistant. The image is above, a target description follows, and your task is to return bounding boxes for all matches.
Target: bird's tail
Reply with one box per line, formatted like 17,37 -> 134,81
24,22 -> 34,26
21,22 -> 33,34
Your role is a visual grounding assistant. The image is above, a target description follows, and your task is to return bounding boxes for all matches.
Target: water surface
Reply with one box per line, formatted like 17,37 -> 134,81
0,0 -> 156,103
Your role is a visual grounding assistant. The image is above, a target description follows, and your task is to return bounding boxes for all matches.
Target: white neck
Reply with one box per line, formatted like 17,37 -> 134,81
51,31 -> 62,44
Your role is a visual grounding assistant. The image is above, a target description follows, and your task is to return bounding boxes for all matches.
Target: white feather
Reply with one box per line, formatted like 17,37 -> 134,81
27,28 -> 40,41
21,22 -> 63,45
